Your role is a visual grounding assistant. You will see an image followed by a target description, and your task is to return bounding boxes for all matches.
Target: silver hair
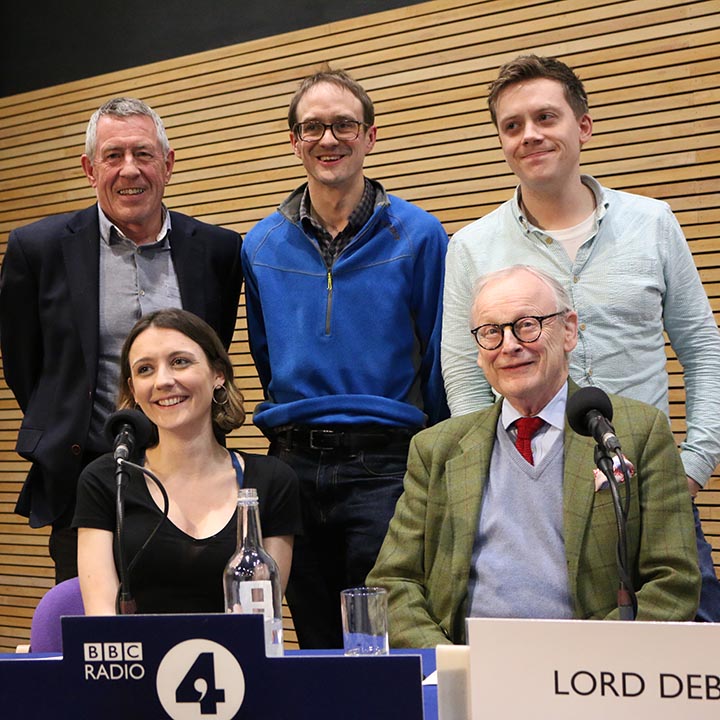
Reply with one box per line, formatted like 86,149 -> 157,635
84,97 -> 170,160
471,265 -> 572,325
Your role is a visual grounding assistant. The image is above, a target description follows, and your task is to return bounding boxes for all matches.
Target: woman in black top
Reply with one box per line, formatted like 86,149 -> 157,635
74,309 -> 301,614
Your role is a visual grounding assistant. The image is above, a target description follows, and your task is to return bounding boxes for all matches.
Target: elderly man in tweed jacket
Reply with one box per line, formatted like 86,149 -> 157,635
368,265 -> 699,647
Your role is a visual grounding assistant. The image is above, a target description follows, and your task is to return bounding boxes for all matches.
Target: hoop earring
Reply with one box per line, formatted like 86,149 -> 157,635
213,385 -> 229,406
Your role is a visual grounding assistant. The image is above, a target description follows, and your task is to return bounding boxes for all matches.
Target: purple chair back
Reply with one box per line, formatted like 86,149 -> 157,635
30,577 -> 85,653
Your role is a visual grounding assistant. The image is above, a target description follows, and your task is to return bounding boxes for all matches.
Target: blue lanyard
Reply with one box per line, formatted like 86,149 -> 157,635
228,449 -> 244,488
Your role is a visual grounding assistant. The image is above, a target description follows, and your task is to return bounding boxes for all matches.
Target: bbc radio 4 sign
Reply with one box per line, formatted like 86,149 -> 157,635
66,616 -> 256,720
81,636 -> 246,719
0,614 -> 424,720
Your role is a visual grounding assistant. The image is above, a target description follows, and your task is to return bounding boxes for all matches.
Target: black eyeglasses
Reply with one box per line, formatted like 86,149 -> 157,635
293,120 -> 367,142
471,311 -> 566,350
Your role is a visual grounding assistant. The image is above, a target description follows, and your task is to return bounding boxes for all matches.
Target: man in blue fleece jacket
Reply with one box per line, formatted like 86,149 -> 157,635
242,68 -> 449,648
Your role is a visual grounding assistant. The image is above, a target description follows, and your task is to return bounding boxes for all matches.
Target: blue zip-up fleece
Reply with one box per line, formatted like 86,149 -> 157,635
242,180 -> 450,434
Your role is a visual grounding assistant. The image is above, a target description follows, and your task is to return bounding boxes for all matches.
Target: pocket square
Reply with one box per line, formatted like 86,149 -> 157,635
593,454 -> 635,492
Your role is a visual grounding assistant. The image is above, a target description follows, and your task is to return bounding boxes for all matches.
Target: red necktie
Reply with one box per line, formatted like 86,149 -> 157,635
514,416 -> 545,465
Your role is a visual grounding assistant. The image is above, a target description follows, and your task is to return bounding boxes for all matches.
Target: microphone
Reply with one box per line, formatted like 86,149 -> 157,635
567,386 -> 636,620
566,386 -> 621,453
104,409 -> 153,461
104,409 -> 153,615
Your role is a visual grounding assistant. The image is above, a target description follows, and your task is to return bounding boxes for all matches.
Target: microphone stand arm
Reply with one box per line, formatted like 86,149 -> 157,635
594,445 -> 636,621
114,457 -> 136,615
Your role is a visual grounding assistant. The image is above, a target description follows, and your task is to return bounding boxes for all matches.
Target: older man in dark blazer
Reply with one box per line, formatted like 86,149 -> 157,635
0,98 -> 242,582
368,265 -> 700,646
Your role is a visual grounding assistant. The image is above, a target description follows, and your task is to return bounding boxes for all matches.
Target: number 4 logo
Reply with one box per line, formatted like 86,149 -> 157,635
156,639 -> 245,719
176,652 -> 226,714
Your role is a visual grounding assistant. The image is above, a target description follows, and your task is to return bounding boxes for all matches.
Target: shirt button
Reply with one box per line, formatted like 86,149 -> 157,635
140,290 -> 145,296
587,369 -> 593,377
71,444 -> 82,456
580,323 -> 586,331
573,276 -> 579,283
544,237 -> 553,245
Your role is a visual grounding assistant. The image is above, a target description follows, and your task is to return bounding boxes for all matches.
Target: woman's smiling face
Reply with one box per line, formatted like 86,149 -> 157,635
127,326 -> 223,436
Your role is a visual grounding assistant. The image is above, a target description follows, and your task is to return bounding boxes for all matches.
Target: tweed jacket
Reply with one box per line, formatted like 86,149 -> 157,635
367,381 -> 700,647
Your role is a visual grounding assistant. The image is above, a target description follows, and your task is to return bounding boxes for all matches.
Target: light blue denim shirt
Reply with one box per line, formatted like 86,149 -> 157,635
442,175 -> 720,486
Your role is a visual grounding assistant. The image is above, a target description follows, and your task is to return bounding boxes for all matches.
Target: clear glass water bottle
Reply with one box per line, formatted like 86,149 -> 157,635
223,487 -> 284,657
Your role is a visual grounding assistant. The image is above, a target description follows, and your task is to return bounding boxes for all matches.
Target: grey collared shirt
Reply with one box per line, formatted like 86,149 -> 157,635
87,206 -> 181,450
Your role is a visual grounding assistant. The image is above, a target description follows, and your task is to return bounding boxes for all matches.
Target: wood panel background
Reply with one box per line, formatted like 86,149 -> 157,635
0,0 -> 718,651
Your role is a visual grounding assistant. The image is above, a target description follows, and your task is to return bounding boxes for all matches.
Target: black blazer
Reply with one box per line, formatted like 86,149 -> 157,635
0,205 -> 243,526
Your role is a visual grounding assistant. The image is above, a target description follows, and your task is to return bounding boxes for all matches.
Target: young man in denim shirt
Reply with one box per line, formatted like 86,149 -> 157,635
441,55 -> 720,620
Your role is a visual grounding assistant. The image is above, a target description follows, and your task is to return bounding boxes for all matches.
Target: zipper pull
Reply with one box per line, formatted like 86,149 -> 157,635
327,270 -> 333,290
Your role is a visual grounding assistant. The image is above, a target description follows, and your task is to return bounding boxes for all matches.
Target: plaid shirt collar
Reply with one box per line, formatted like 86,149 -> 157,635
300,178 -> 375,264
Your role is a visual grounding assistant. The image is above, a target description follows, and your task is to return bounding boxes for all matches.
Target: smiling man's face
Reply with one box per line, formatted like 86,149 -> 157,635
494,77 -> 592,193
81,114 -> 174,243
472,269 -> 578,416
290,81 -> 376,194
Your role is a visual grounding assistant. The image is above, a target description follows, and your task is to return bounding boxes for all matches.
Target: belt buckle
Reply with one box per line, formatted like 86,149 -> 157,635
309,429 -> 340,451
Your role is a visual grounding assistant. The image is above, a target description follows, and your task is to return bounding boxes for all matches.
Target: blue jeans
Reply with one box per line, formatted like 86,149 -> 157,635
693,502 -> 720,622
271,438 -> 410,648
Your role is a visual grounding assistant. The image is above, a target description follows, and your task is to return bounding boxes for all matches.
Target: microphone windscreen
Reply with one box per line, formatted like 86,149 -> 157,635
566,386 -> 614,437
103,408 -> 154,449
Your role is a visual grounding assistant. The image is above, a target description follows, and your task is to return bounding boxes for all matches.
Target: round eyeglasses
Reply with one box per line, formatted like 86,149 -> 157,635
471,311 -> 566,350
293,120 -> 367,142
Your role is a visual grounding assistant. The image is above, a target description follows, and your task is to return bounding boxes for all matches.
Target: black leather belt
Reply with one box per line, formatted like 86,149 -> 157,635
274,425 -> 418,453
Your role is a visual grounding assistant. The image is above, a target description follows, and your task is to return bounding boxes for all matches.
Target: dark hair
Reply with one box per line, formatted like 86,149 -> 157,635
487,55 -> 589,126
288,67 -> 375,130
118,309 -> 245,444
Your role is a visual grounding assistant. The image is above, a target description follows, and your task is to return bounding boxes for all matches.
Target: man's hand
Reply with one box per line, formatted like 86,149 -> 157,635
687,476 -> 702,498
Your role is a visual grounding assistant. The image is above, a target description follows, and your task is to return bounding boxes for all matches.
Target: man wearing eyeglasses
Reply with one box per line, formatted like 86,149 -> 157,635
241,69 -> 449,648
368,264 -> 700,646
441,55 -> 720,621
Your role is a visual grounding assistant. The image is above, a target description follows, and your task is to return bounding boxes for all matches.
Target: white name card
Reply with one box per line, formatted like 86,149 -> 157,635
466,618 -> 720,719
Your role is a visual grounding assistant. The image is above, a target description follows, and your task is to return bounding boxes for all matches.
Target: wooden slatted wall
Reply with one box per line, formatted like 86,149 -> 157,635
0,0 -> 718,651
